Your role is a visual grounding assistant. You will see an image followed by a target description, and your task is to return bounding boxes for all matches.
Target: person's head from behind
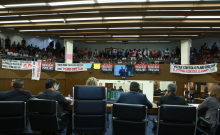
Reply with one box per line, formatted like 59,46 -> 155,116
130,82 -> 140,92
13,79 -> 24,90
208,85 -> 220,101
45,78 -> 56,91
167,83 -> 177,94
85,77 -> 98,86
121,66 -> 123,69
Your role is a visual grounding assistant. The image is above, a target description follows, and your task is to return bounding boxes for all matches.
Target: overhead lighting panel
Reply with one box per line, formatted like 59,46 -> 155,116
87,41 -> 97,42
98,0 -> 146,3
170,35 -> 198,36
66,17 -> 102,21
0,20 -> 30,24
107,41 -> 117,42
187,16 -> 220,19
113,35 -> 139,37
48,1 -> 95,6
4,3 -> 47,7
30,19 -> 64,22
47,29 -> 76,31
0,5 -> 5,8
109,27 -> 140,30
177,27 -> 210,28
142,27 -> 175,29
60,36 -> 84,37
104,16 -> 142,20
77,28 -> 107,30
19,30 -> 46,32
141,35 -> 168,36
144,16 -> 185,19
139,41 -> 149,42
160,41 -> 170,42
85,35 -> 111,37
149,41 -> 160,42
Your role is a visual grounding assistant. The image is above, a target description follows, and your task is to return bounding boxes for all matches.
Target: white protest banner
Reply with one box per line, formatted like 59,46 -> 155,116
32,61 -> 41,81
2,59 -> 33,70
55,63 -> 87,72
170,64 -> 217,74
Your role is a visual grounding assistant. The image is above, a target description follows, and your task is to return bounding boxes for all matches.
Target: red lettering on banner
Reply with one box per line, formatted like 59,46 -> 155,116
176,69 -> 185,72
201,69 -> 209,72
78,67 -> 83,70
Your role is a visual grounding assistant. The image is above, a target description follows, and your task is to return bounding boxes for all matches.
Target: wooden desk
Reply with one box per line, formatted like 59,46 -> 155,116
62,103 -> 205,116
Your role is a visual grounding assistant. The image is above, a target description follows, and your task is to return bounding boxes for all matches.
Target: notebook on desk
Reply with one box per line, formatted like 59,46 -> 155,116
189,104 -> 200,108
107,90 -> 124,104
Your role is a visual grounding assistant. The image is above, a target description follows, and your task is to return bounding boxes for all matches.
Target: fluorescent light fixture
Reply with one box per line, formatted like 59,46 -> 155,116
187,16 -> 220,18
0,20 -> 30,24
160,41 -> 170,42
147,10 -> 191,11
0,15 -> 19,17
98,0 -> 146,3
129,41 -> 138,42
21,14 -> 57,16
142,27 -> 175,29
177,27 -> 210,29
66,17 -> 102,21
113,35 -> 139,37
149,41 -> 159,42
109,27 -> 140,30
212,27 -> 220,29
144,16 -> 185,18
77,28 -> 107,30
60,36 -> 84,37
30,19 -> 64,22
104,16 -> 142,20
4,3 -> 47,7
149,0 -> 200,1
19,30 -> 46,32
85,35 -> 111,37
0,5 -> 5,8
60,11 -> 99,14
48,29 -> 75,31
139,41 -> 148,42
48,1 -> 95,6
87,41 -> 96,42
117,41 -> 122,42
170,35 -> 198,36
141,35 -> 168,36
107,41 -> 117,42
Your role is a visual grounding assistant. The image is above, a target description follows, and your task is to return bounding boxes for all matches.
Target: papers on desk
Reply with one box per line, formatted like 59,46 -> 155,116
189,104 -> 200,108
65,97 -> 70,99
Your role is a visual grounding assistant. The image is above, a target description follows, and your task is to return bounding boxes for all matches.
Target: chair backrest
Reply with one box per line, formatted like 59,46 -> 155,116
73,86 -> 106,133
157,105 -> 197,135
112,103 -> 147,135
28,99 -> 59,132
214,109 -> 220,135
0,101 -> 26,133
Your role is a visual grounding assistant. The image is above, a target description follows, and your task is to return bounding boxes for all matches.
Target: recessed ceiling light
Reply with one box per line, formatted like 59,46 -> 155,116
160,41 -> 170,42
113,35 -> 139,37
104,16 -> 142,20
48,1 -> 95,6
30,19 -> 64,22
4,3 -> 47,7
149,41 -> 159,42
0,5 -> 5,8
144,16 -> 185,18
66,17 -> 102,21
60,36 -> 84,37
85,35 -> 111,37
0,20 -> 30,24
139,41 -> 148,42
170,35 -> 198,36
141,35 -> 168,36
19,29 -> 46,32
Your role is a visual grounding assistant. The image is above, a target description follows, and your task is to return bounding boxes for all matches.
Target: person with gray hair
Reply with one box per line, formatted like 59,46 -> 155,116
0,79 -> 33,102
157,83 -> 188,106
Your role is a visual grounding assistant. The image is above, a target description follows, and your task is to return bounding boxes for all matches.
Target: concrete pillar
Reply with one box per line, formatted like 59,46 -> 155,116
181,39 -> 191,65
64,40 -> 73,63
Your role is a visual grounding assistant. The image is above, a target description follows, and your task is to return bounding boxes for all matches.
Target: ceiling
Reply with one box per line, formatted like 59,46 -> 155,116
0,0 -> 220,41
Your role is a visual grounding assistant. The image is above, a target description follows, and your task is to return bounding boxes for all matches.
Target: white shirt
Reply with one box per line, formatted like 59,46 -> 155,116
165,50 -> 169,56
23,54 -> 28,57
13,53 -> 18,56
7,52 -> 13,55
143,50 -> 149,56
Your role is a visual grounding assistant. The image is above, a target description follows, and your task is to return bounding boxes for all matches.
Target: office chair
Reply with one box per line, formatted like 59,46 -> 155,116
73,86 -> 106,134
0,101 -> 26,133
157,105 -> 197,135
28,99 -> 67,134
197,109 -> 220,135
112,103 -> 147,135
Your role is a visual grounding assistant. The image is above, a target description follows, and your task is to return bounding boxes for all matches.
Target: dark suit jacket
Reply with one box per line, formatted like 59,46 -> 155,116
198,97 -> 220,128
116,91 -> 153,109
0,90 -> 33,102
36,89 -> 71,117
157,93 -> 188,106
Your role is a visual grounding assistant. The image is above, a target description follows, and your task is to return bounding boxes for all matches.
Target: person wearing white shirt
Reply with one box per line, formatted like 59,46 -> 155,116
7,51 -> 13,56
164,48 -> 170,59
23,52 -> 28,57
143,48 -> 149,59
13,51 -> 19,57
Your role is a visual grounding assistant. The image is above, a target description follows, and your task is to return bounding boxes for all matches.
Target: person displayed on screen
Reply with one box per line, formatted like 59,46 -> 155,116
85,77 -> 98,86
117,82 -> 152,108
119,66 -> 125,76
124,65 -> 128,76
197,85 -> 220,134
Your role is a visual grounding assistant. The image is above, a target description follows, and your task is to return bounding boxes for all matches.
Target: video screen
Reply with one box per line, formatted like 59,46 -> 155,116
107,90 -> 124,101
114,65 -> 134,76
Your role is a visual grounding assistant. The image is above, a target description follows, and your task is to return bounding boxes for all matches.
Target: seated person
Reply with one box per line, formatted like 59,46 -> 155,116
197,85 -> 220,134
117,82 -> 152,108
157,83 -> 188,106
36,78 -> 72,135
85,77 -> 98,86
0,79 -> 33,101
118,86 -> 123,91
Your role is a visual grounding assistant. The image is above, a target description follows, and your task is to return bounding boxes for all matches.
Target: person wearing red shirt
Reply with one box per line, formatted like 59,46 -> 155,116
80,49 -> 84,57
10,46 -> 15,53
84,48 -> 88,57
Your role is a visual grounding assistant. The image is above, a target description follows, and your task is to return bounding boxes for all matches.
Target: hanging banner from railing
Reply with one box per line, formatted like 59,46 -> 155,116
55,63 -> 87,72
2,59 -> 33,70
134,64 -> 147,74
170,64 -> 217,74
147,64 -> 161,74
32,61 -> 41,81
100,63 -> 114,73
41,62 -> 55,72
